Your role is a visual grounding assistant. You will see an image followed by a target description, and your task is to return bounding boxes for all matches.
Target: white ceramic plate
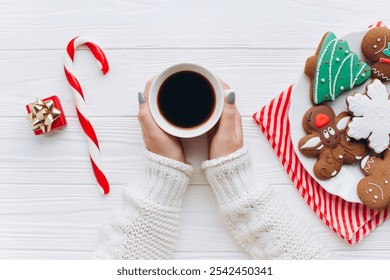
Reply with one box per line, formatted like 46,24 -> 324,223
289,29 -> 386,203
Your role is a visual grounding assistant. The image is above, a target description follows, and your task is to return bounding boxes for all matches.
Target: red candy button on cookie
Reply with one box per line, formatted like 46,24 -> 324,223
380,57 -> 390,65
315,113 -> 330,128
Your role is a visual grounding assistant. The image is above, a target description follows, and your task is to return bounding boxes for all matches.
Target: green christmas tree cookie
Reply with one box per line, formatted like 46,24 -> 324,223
304,32 -> 371,105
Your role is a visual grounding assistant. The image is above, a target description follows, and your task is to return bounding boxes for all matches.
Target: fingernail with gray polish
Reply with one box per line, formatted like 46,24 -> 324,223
138,92 -> 145,104
227,91 -> 235,104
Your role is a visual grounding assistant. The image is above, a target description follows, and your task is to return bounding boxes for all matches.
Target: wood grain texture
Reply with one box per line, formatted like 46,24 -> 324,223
0,0 -> 388,50
0,117 -> 290,185
0,0 -> 389,259
0,49 -> 310,118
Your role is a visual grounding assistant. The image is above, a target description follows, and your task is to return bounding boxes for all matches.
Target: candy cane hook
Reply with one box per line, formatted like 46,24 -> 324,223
64,36 -> 110,194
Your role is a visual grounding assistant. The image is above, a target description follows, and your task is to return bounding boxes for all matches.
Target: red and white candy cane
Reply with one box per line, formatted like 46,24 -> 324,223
64,36 -> 110,194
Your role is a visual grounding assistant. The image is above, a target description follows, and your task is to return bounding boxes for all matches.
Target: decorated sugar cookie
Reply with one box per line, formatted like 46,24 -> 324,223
347,79 -> 390,154
305,32 -> 371,105
298,105 -> 367,180
361,26 -> 390,83
358,150 -> 390,210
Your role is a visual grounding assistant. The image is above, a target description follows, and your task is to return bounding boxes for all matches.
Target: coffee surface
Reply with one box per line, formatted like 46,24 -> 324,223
158,71 -> 215,128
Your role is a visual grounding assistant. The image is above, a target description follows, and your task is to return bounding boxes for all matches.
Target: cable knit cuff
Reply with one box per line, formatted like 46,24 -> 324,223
128,150 -> 194,209
201,146 -> 258,205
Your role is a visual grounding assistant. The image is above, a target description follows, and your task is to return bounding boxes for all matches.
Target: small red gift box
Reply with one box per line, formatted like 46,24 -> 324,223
26,95 -> 67,135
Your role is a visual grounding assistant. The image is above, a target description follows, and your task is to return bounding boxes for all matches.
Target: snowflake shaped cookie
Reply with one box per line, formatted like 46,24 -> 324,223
347,79 -> 390,154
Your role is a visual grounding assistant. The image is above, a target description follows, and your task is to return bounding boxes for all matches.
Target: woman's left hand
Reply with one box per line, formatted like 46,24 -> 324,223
138,79 -> 186,163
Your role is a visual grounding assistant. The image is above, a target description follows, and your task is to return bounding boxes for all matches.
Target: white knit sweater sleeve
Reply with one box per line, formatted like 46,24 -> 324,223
202,146 -> 335,260
91,150 -> 193,259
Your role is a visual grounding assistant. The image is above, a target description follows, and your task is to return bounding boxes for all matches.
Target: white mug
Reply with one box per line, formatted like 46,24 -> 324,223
148,63 -> 232,138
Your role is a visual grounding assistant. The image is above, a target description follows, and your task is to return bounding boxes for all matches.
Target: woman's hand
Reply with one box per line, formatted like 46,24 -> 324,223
138,79 -> 186,163
208,80 -> 244,159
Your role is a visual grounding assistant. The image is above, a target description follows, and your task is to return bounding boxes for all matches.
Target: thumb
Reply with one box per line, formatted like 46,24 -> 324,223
218,91 -> 236,135
137,91 -> 158,137
138,80 -> 158,138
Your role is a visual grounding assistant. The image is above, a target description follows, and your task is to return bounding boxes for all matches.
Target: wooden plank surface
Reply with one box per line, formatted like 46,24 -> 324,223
0,0 -> 389,259
0,0 -> 388,50
0,49 -> 310,118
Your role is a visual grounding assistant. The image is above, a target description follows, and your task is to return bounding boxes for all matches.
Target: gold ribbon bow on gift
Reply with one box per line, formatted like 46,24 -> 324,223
26,98 -> 61,134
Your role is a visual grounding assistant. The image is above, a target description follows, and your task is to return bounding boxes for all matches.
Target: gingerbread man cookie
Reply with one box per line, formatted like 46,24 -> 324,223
299,105 -> 368,180
361,26 -> 390,83
347,79 -> 390,154
358,150 -> 390,210
305,32 -> 370,104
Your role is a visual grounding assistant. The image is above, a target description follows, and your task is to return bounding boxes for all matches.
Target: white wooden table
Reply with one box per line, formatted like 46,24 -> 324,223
0,0 -> 389,259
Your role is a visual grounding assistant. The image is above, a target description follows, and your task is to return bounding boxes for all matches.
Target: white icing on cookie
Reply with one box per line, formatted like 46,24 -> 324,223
336,116 -> 351,131
362,156 -> 375,173
314,38 -> 337,103
332,53 -> 353,97
316,144 -> 324,150
347,79 -> 390,154
300,136 -> 322,150
372,67 -> 390,82
361,155 -> 370,170
368,182 -> 385,200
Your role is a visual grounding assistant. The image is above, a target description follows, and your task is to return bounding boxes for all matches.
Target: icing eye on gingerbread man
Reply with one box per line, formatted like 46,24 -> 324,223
323,129 -> 329,139
373,37 -> 382,51
362,27 -> 390,82
373,35 -> 387,54
357,151 -> 390,210
299,105 -> 368,180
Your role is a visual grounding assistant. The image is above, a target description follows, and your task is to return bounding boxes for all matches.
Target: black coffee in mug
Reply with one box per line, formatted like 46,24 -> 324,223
157,71 -> 216,128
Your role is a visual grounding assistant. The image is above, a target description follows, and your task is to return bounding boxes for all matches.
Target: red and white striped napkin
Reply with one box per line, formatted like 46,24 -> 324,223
253,84 -> 389,244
